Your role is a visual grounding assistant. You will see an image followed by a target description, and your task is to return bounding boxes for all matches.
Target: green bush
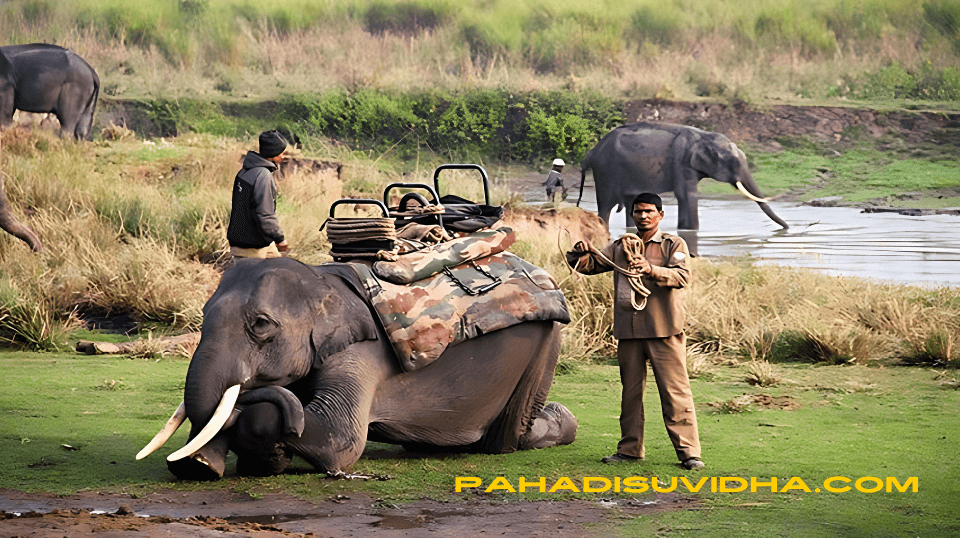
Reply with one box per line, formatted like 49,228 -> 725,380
435,91 -> 507,151
363,0 -> 452,36
858,62 -> 960,101
915,62 -> 960,100
282,89 -> 623,162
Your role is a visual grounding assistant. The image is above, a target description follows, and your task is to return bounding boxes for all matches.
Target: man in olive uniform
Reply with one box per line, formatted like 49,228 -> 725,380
566,193 -> 704,470
227,130 -> 289,258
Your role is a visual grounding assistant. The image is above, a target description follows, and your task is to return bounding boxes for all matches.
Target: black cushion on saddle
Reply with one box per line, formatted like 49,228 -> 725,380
393,194 -> 502,233
435,194 -> 503,234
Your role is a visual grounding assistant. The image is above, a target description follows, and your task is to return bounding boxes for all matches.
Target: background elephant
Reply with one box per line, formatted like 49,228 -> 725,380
137,257 -> 577,480
577,122 -> 788,251
0,43 -> 99,140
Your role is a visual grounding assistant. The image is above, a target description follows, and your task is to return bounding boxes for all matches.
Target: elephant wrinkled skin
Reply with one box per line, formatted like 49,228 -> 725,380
1,43 -> 100,140
139,257 -> 577,480
577,122 -> 788,250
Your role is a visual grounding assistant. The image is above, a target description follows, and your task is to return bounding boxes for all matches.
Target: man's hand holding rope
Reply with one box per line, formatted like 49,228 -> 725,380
568,235 -> 651,310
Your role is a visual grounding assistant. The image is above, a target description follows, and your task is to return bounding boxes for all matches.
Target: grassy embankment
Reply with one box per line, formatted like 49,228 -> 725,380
2,0 -> 960,106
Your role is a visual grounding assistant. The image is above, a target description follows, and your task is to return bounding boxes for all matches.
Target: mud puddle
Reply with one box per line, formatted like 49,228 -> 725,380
0,489 -> 694,536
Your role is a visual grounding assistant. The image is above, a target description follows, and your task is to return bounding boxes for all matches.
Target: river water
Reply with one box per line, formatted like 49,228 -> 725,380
570,190 -> 960,288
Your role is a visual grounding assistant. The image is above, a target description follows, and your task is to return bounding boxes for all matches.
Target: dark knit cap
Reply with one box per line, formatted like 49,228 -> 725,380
632,192 -> 662,211
259,130 -> 287,158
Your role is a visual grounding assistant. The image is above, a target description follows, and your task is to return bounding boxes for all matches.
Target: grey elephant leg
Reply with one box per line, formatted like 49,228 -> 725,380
232,403 -> 293,477
518,402 -> 578,449
598,203 -> 614,228
167,430 -> 231,481
54,106 -> 80,140
0,94 -> 13,129
477,322 -> 564,453
674,175 -> 700,231
678,230 -> 699,257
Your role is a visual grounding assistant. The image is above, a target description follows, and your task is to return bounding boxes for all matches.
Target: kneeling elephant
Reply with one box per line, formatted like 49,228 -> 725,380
138,257 -> 577,480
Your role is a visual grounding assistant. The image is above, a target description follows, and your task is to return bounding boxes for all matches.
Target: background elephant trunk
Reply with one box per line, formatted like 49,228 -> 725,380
758,201 -> 789,229
738,173 -> 789,229
0,176 -> 43,252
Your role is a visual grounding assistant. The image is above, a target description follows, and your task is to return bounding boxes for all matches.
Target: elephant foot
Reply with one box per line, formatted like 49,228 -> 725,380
518,402 -> 578,450
167,453 -> 225,481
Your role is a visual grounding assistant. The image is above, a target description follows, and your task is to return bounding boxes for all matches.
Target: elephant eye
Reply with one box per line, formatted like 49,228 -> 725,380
248,314 -> 278,340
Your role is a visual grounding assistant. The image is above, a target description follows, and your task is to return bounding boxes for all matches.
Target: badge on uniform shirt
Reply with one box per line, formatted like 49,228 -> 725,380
673,252 -> 686,261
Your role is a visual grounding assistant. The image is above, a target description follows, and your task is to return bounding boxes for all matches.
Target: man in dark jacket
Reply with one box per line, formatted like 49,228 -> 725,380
543,158 -> 567,203
227,130 -> 289,258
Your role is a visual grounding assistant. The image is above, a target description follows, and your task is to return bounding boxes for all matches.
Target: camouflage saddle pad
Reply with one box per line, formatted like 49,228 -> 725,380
346,242 -> 569,372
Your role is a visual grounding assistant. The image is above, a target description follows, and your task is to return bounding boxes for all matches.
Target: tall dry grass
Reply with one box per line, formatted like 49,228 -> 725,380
513,230 -> 958,367
2,0 -> 957,102
0,128 -> 347,347
2,127 -> 957,365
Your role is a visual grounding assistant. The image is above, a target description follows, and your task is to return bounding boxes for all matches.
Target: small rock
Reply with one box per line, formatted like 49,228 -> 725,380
115,504 -> 135,516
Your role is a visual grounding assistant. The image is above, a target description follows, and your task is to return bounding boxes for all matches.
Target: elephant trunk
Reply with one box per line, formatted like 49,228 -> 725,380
0,176 -> 43,252
182,346 -> 239,438
166,340 -> 306,464
758,201 -> 789,229
236,386 -> 306,437
736,174 -> 788,230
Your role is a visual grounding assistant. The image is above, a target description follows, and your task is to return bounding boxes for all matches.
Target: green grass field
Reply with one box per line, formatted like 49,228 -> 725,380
2,346 -> 958,535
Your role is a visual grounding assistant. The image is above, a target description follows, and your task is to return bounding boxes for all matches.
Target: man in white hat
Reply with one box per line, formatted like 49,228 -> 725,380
544,158 -> 567,204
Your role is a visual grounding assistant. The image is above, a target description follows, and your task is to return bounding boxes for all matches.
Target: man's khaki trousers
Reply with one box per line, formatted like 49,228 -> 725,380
230,242 -> 281,259
616,333 -> 701,462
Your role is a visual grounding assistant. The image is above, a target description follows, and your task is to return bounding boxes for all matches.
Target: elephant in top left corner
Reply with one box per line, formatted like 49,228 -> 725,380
0,43 -> 100,140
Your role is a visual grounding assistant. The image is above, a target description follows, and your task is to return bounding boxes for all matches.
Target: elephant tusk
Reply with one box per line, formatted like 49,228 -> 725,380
135,401 -> 186,460
167,384 -> 241,462
736,181 -> 768,203
224,407 -> 242,430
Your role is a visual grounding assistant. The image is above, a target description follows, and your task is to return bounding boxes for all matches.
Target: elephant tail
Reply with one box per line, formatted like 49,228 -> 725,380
576,160 -> 590,208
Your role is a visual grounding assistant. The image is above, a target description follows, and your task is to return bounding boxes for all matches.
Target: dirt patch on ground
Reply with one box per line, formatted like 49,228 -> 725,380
750,394 -> 802,411
707,393 -> 801,413
0,489 -> 695,536
502,204 -> 610,246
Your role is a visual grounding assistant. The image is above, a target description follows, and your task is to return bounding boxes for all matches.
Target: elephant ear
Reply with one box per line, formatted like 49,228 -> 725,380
310,285 -> 379,367
690,140 -> 720,177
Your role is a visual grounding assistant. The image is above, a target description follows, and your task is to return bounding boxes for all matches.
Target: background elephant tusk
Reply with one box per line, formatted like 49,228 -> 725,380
736,181 -> 768,203
135,401 -> 186,460
167,385 -> 241,462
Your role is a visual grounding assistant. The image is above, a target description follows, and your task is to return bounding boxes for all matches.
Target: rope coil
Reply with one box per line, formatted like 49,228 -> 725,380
576,233 -> 651,310
323,218 -> 397,243
322,217 -> 399,261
